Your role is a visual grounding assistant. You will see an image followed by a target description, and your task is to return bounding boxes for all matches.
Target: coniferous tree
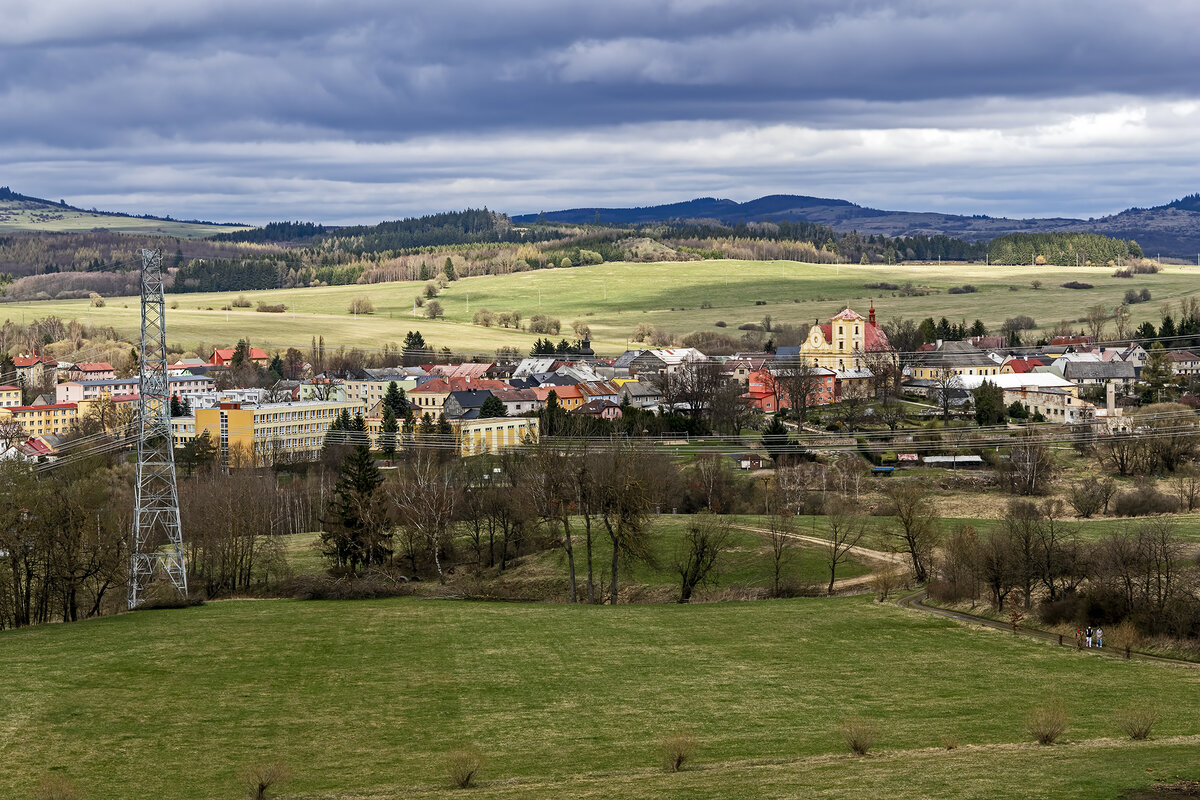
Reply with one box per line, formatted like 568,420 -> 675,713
380,404 -> 398,459
383,381 -> 408,416
479,394 -> 506,418
321,445 -> 389,573
1139,343 -> 1177,404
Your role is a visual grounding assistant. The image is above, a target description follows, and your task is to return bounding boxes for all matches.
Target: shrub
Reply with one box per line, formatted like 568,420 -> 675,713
473,308 -> 495,327
1061,281 -> 1093,290
947,285 -> 977,294
231,295 -> 252,308
424,281 -> 439,299
348,296 -> 374,315
658,731 -> 697,772
754,300 -> 766,305
838,716 -> 878,756
528,313 -> 561,334
738,323 -> 765,332
1028,702 -> 1069,745
425,300 -> 444,319
288,573 -> 416,600
700,300 -> 713,309
414,295 -> 424,308
864,281 -> 899,291
631,322 -> 654,342
445,747 -> 483,788
257,302 -> 287,313
88,291 -> 105,307
898,282 -> 929,297
941,736 -> 959,751
1068,478 -> 1112,518
714,320 -> 727,327
1112,482 -> 1180,516
1117,706 -> 1160,740
242,762 -> 292,800
648,328 -> 675,347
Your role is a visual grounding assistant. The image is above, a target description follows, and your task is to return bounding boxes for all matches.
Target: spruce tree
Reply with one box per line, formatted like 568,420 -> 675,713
321,444 -> 388,572
381,404 -> 398,459
479,394 -> 507,418
383,381 -> 407,415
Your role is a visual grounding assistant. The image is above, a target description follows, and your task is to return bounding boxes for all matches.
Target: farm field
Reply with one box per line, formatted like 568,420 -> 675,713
3,259 -> 1199,357
0,200 -> 250,238
0,595 -> 1196,799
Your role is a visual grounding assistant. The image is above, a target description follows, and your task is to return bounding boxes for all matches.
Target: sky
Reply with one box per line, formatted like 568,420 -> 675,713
2,0 -> 1199,225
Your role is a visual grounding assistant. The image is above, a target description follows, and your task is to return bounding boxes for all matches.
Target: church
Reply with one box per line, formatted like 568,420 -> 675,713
793,304 -> 894,372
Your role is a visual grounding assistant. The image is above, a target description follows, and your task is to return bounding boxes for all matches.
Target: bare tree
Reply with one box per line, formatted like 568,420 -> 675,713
883,480 -> 940,583
390,449 -> 459,583
765,504 -> 795,597
595,445 -> 656,604
1085,303 -> 1108,343
824,499 -> 869,593
1001,433 -> 1054,495
674,513 -> 733,602
774,360 -> 824,422
931,367 -> 963,422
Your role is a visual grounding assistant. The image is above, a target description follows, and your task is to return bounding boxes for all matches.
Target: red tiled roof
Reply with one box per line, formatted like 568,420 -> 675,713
410,377 -> 510,394
75,362 -> 114,372
10,403 -> 77,412
817,318 -> 892,351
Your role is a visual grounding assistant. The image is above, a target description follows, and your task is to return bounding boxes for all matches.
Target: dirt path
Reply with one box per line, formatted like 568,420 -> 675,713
896,589 -> 1200,671
733,524 -> 908,590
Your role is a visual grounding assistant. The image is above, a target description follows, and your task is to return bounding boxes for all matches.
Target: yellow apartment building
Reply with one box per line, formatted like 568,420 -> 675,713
452,417 -> 539,456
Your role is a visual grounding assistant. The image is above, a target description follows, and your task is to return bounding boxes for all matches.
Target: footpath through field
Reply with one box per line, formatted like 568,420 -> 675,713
897,589 -> 1200,671
734,524 -> 907,589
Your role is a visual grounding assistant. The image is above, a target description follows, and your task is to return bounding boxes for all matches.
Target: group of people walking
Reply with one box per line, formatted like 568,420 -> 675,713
1075,626 -> 1104,648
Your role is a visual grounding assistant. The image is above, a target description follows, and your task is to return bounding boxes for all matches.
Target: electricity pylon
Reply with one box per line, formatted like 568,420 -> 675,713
128,249 -> 187,608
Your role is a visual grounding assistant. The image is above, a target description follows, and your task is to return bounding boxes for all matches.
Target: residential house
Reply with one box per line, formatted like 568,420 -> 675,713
209,347 -> 269,367
742,367 -> 836,413
628,348 -> 705,376
722,353 -> 771,386
1003,386 -> 1096,424
67,362 -> 116,382
574,399 -> 623,419
12,354 -> 58,387
1060,361 -> 1137,394
909,341 -> 1002,380
617,380 -> 662,410
1167,351 -> 1200,377
0,386 -> 20,408
1001,357 -> 1045,374
408,377 -> 511,412
442,390 -> 495,420
530,384 -> 584,410
490,387 -> 543,416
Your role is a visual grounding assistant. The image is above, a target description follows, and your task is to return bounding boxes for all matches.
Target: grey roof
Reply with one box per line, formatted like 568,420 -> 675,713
914,341 -> 997,368
1062,361 -> 1136,380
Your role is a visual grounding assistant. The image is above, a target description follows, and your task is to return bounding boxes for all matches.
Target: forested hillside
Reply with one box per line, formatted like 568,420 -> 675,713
987,233 -> 1143,265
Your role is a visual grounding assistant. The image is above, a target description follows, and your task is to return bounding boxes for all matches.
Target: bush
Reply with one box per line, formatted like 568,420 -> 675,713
1117,706 -> 1160,740
445,747 -> 484,788
838,716 -> 878,756
754,300 -> 766,305
658,731 -> 697,772
947,285 -> 977,294
231,295 -> 252,308
1028,702 -> 1069,745
473,308 -> 495,327
631,322 -> 654,342
242,762 -> 292,800
425,300 -> 444,319
714,320 -> 727,328
288,573 -> 416,600
1061,281 -> 1093,290
257,302 -> 286,313
738,323 -> 765,331
348,296 -> 374,315
88,291 -> 105,307
1111,482 -> 1180,516
864,281 -> 899,291
424,281 -> 439,299
898,282 -> 929,297
700,300 -> 713,309
528,313 -> 561,334
1068,478 -> 1113,518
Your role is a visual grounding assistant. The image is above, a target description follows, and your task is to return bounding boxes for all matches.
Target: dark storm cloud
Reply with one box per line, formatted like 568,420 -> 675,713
1,1 -> 1198,222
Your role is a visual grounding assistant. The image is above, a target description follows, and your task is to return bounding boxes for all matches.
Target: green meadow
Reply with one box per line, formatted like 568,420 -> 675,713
0,595 -> 1196,799
0,201 -> 250,238
4,259 -> 1198,356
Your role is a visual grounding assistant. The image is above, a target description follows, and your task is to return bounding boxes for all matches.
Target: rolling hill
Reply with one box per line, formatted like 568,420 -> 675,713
515,193 -> 1200,257
0,187 -> 250,238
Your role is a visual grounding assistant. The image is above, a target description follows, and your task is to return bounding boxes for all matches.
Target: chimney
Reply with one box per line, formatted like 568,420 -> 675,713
1106,381 -> 1115,415
868,301 -> 876,326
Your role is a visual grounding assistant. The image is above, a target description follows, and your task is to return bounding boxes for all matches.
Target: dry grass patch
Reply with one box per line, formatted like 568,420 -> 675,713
658,731 -> 698,772
838,716 -> 878,756
446,747 -> 484,788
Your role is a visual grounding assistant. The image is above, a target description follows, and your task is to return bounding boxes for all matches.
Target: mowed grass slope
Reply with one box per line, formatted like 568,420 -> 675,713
5,260 -> 1198,356
0,596 -> 1196,799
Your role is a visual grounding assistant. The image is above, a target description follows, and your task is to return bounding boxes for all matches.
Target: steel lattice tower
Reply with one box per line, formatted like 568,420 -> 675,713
129,248 -> 187,608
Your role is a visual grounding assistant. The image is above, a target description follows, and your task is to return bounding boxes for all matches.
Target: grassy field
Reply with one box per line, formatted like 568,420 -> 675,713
0,596 -> 1196,799
4,259 -> 1198,356
0,200 -> 250,238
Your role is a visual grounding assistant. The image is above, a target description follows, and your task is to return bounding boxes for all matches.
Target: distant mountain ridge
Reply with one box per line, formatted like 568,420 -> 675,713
515,193 -> 1200,257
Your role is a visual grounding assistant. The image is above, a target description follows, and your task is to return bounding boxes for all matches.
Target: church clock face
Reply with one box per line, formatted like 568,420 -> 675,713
811,331 -> 822,345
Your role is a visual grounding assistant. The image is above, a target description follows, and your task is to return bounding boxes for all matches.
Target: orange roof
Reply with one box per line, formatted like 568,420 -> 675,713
531,385 -> 582,401
74,362 -> 114,372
